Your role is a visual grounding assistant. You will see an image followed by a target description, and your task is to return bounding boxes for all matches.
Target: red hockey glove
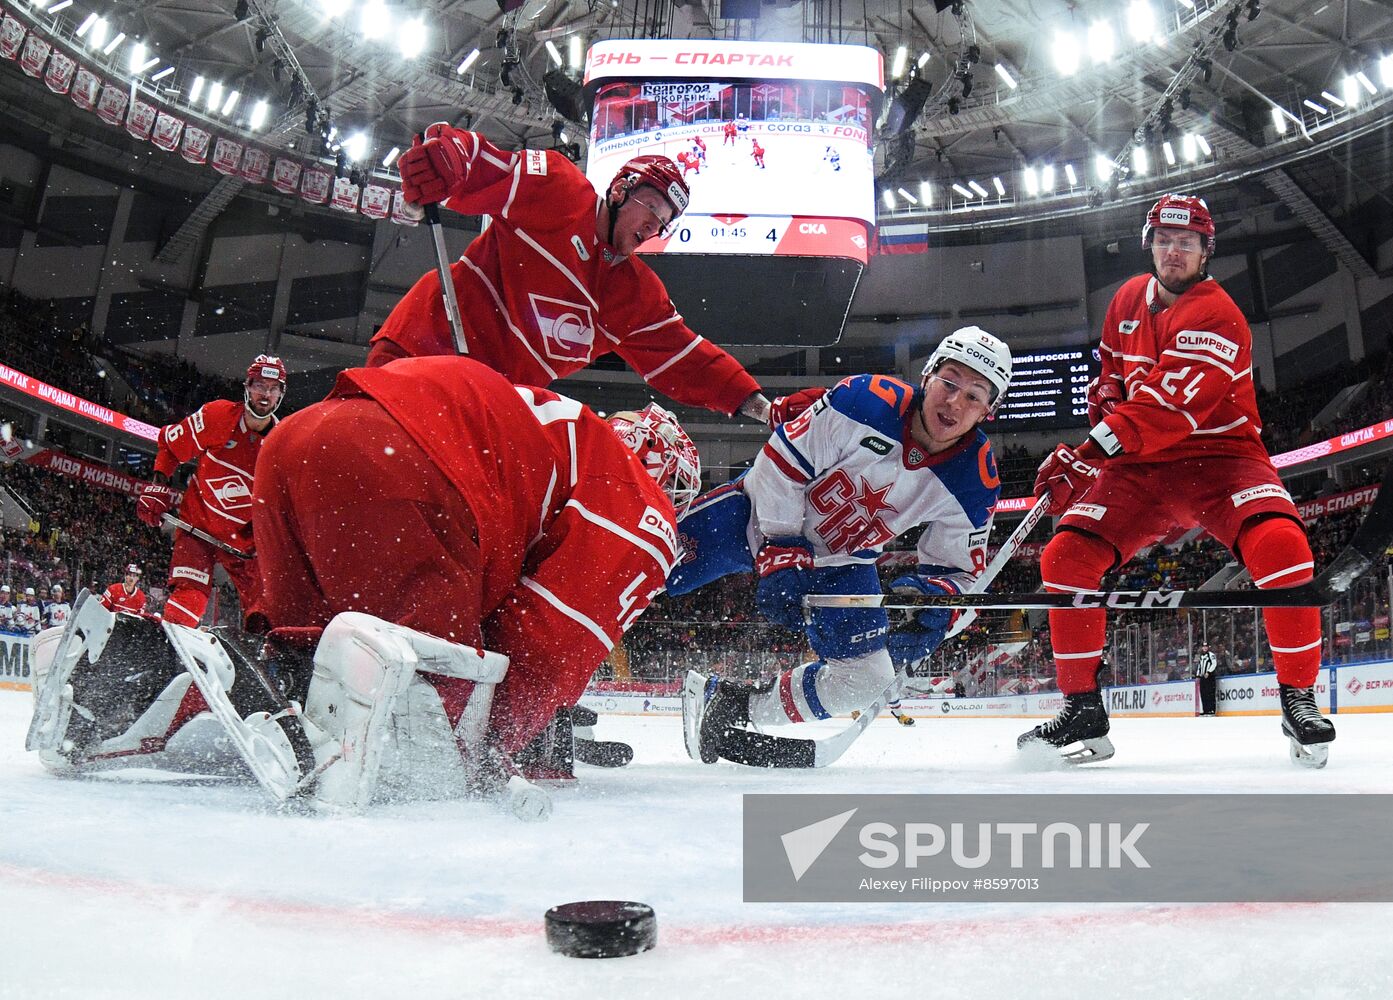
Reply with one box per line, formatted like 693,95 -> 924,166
136,482 -> 175,527
398,123 -> 472,206
1086,375 -> 1125,427
768,387 -> 828,429
1033,443 -> 1102,516
755,540 -> 815,577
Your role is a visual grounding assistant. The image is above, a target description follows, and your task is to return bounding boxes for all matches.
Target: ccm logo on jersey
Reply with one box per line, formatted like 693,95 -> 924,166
529,293 -> 596,362
1158,207 -> 1192,225
1118,320 -> 1140,335
1231,484 -> 1291,508
1176,330 -> 1239,363
1066,502 -> 1108,521
525,149 -> 548,176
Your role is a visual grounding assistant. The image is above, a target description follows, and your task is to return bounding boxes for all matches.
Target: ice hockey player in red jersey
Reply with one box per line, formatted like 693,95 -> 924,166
136,355 -> 285,628
376,127 -> 773,424
751,139 -> 766,168
676,149 -> 700,178
723,120 -> 738,145
1025,194 -> 1334,767
100,564 -> 148,615
250,355 -> 700,797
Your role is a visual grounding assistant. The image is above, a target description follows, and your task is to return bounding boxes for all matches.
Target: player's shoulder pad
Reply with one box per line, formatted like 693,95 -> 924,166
826,374 -> 916,438
928,428 -> 1000,529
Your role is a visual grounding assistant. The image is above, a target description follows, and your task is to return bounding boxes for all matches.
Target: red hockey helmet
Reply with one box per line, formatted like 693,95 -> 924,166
245,354 -> 287,418
609,403 -> 701,517
1142,194 -> 1216,254
609,154 -> 691,224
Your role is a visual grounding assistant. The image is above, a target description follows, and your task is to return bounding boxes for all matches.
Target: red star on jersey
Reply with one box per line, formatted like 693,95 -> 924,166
853,478 -> 896,520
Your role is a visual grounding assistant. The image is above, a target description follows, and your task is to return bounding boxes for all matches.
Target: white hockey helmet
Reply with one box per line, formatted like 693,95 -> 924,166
921,326 -> 1013,412
609,403 -> 702,517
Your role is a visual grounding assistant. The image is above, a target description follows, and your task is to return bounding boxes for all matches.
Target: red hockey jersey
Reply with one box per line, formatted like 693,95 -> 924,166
372,135 -> 758,415
154,399 -> 273,542
102,582 -> 147,614
1095,274 -> 1266,465
332,357 -> 679,727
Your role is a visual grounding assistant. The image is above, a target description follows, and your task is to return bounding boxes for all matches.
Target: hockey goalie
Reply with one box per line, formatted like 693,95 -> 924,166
25,357 -> 700,816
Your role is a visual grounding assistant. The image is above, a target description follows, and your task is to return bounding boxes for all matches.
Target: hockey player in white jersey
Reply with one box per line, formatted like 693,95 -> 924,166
676,327 -> 1012,766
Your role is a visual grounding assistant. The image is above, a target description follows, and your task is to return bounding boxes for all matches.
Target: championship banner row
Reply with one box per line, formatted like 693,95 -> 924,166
0,4 -> 421,226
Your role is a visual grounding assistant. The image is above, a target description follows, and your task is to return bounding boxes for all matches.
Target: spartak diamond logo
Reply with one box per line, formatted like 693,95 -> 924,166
529,293 -> 596,363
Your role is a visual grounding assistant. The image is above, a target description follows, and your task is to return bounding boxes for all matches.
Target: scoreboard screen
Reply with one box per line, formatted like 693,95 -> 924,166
990,347 -> 1098,432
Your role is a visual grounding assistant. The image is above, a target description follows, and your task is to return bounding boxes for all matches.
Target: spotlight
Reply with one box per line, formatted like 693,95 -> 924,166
234,0 -> 250,21
543,68 -> 588,123
1195,54 -> 1213,84
958,72 -> 974,99
255,28 -> 270,54
1246,0 -> 1261,19
501,58 -> 519,89
947,96 -> 961,115
272,58 -> 283,82
1222,25 -> 1237,52
1179,87 -> 1191,111
496,28 -> 510,50
511,87 -> 525,106
965,44 -> 980,66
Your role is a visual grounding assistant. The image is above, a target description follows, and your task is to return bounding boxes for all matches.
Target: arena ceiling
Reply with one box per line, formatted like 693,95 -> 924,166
6,0 -> 1389,213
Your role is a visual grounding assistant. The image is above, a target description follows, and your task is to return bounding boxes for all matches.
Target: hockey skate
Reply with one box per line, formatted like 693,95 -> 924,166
1017,691 -> 1115,764
683,670 -> 768,764
1279,684 -> 1335,769
570,705 -> 634,768
515,706 -> 578,784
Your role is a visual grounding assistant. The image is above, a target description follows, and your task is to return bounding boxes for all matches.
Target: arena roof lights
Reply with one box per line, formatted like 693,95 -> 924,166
86,16 -> 107,49
1126,1 -> 1156,44
189,76 -> 205,104
991,176 -> 1006,196
381,146 -> 400,168
569,36 -> 583,72
249,99 -> 269,130
344,132 -> 369,162
1053,31 -> 1081,76
221,90 -> 240,116
1341,75 -> 1361,107
1162,140 -> 1176,166
896,186 -> 918,206
47,0 -> 73,10
1063,163 -> 1078,186
993,62 -> 1017,90
890,45 -> 908,81
951,182 -> 972,199
398,18 -> 427,59
544,40 -> 563,68
1181,132 -> 1197,160
967,179 -> 989,199
75,12 -> 96,37
1094,154 -> 1115,181
150,66 -> 174,82
1131,145 -> 1149,175
882,189 -> 895,211
359,2 -> 391,41
319,0 -> 350,17
456,48 -> 480,74
1023,165 -> 1039,196
206,81 -> 224,113
1193,133 -> 1211,156
919,181 -> 933,206
1088,21 -> 1116,65
1271,106 -> 1288,134
102,32 -> 125,57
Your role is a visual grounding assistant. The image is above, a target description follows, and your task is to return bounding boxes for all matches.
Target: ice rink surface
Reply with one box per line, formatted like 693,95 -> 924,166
3,689 -> 1392,1000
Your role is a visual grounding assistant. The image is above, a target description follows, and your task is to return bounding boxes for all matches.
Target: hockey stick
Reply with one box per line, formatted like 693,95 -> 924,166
425,205 -> 469,356
162,514 -> 254,560
719,495 -> 1053,769
414,133 -> 469,356
807,460 -> 1393,614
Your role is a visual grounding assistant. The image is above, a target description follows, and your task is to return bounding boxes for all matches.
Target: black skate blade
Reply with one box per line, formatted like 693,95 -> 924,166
575,738 -> 633,768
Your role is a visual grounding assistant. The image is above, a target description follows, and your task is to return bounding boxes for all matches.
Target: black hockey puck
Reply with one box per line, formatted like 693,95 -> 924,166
544,900 -> 656,959
574,738 -> 634,768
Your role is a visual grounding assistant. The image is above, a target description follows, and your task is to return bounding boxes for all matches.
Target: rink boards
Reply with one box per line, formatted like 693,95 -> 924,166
6,631 -> 1393,717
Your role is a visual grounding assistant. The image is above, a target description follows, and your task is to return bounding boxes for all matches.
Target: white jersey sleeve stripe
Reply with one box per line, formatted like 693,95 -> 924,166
1162,348 -> 1237,378
521,577 -> 615,650
564,499 -> 677,569
641,335 -> 703,380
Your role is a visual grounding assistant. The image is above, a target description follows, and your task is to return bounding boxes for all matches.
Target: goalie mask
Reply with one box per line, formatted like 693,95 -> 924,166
244,354 -> 287,419
609,403 -> 701,517
922,326 -> 1013,413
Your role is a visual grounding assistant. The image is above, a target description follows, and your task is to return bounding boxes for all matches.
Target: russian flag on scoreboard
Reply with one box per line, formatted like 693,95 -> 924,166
874,223 -> 928,255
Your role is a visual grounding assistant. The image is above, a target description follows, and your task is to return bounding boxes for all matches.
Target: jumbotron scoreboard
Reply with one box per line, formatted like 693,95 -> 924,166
990,346 -> 1098,432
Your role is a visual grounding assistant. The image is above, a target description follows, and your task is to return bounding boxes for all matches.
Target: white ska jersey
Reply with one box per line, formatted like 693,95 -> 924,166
742,374 -> 1001,589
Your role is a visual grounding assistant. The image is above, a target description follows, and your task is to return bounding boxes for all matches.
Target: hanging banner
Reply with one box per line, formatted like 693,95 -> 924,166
391,189 -> 422,227
300,166 -> 331,205
43,49 -> 76,94
126,98 -> 157,141
18,34 -> 50,78
151,111 -> 184,152
181,125 -> 211,164
95,83 -> 130,126
71,68 -> 101,110
211,137 -> 243,175
0,363 -> 159,441
24,449 -> 147,497
239,147 -> 270,184
271,158 -> 301,194
329,176 -> 360,212
360,184 -> 391,220
0,16 -> 26,61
